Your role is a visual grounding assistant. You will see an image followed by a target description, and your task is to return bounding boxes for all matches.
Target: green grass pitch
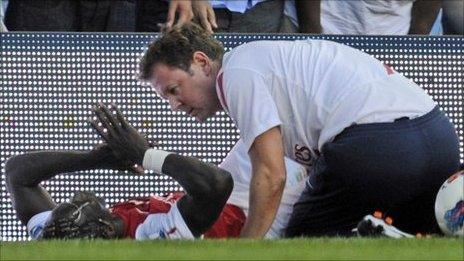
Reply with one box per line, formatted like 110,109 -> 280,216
1,238 -> 463,260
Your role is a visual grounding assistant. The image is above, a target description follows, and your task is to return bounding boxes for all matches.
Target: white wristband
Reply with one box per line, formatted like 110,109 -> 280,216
142,148 -> 173,173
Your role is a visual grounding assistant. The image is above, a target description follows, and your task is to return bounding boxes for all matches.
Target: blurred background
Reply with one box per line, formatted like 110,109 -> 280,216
0,0 -> 463,35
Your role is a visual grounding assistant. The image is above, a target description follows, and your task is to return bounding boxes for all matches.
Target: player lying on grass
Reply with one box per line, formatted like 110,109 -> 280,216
5,103 -> 308,239
85,102 -> 464,239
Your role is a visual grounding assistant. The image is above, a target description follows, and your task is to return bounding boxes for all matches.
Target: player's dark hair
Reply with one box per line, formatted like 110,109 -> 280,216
138,22 -> 224,81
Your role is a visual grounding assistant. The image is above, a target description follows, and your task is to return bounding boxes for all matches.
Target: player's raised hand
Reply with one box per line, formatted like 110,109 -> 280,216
89,102 -> 150,167
89,142 -> 144,174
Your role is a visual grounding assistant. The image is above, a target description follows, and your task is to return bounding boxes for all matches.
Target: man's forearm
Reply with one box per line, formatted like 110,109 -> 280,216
408,0 -> 442,34
242,126 -> 286,238
240,169 -> 285,238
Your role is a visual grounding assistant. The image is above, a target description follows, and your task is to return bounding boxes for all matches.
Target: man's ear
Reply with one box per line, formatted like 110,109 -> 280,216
193,51 -> 212,75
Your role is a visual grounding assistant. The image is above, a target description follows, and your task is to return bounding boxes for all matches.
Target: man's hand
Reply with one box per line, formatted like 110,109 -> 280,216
89,103 -> 150,168
192,0 -> 217,33
159,0 -> 194,31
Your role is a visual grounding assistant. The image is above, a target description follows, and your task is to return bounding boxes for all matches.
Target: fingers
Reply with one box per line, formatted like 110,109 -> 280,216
166,1 -> 177,29
91,102 -> 127,141
93,105 -> 118,138
111,102 -> 129,129
168,0 -> 193,29
192,1 -> 215,33
99,102 -> 120,131
90,102 -> 149,166
157,22 -> 168,32
207,7 -> 218,29
198,10 -> 212,33
175,9 -> 193,28
88,117 -> 109,142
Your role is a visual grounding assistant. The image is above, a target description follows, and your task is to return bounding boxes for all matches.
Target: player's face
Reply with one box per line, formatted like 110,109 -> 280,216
150,58 -> 221,123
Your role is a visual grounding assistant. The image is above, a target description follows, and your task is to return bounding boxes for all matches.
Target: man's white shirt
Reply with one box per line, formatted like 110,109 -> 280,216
215,39 -> 435,168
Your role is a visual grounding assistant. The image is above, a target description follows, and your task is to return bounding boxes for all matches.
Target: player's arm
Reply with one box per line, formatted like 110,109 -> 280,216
240,126 -> 286,238
295,0 -> 322,33
408,0 -> 441,34
4,144 -> 129,225
162,154 -> 233,237
90,103 -> 233,237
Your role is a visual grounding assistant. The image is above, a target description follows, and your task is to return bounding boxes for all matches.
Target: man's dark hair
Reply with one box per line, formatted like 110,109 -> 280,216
138,22 -> 224,81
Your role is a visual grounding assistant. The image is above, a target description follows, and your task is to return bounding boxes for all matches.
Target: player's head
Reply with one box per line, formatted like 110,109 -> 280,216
139,22 -> 224,122
39,191 -> 124,239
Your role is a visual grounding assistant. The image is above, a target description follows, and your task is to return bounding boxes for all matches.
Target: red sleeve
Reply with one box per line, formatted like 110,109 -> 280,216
203,204 -> 246,238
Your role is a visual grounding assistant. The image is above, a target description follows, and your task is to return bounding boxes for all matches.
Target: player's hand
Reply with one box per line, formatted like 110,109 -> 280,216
89,102 -> 150,168
158,0 -> 194,31
192,0 -> 217,33
89,142 -> 144,174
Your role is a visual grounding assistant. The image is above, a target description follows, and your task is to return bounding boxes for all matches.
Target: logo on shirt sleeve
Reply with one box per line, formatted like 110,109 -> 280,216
293,144 -> 320,168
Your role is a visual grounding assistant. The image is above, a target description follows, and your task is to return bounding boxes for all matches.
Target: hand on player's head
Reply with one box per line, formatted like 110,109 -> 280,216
88,102 -> 151,171
158,0 -> 194,31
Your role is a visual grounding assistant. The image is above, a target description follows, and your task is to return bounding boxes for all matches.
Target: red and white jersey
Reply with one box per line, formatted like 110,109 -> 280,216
110,193 -> 189,239
216,40 -> 435,169
27,193 -> 246,240
110,193 -> 245,240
